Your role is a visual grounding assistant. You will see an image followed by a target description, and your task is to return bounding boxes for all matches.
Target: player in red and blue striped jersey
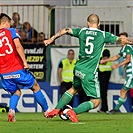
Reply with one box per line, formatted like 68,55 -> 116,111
0,13 -> 49,122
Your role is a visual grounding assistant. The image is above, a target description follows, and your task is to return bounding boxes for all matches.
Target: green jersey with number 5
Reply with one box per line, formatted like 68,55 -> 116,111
72,27 -> 117,74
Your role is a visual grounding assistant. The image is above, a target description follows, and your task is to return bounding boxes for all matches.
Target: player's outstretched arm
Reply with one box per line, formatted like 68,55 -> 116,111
44,28 -> 72,46
112,54 -> 131,69
14,38 -> 29,69
100,54 -> 120,64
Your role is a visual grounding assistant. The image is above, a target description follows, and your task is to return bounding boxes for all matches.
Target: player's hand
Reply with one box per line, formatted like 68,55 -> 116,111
100,60 -> 107,64
111,64 -> 118,69
44,39 -> 53,46
23,62 -> 29,69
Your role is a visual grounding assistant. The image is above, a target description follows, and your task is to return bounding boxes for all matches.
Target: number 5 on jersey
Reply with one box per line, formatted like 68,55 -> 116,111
85,36 -> 94,54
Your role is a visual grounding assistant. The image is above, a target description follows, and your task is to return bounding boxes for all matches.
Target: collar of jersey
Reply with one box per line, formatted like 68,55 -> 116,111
88,27 -> 98,30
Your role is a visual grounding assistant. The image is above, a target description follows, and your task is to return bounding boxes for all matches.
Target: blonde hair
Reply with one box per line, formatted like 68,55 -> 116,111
0,16 -> 10,25
87,14 -> 100,25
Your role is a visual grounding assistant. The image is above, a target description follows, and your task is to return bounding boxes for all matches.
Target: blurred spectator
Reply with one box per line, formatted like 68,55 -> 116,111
11,12 -> 23,33
38,32 -> 46,43
23,22 -> 38,43
19,31 -> 27,43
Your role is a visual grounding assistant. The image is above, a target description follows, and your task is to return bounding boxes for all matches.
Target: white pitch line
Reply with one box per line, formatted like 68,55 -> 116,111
70,122 -> 85,124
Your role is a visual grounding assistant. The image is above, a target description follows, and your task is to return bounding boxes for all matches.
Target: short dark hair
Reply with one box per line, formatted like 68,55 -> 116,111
68,49 -> 74,53
119,32 -> 128,37
12,12 -> 20,21
102,49 -> 110,58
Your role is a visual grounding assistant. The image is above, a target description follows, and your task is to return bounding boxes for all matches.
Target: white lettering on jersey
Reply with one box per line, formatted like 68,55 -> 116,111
0,31 -> 5,37
3,74 -> 20,79
0,36 -> 13,56
86,31 -> 97,36
75,70 -> 86,80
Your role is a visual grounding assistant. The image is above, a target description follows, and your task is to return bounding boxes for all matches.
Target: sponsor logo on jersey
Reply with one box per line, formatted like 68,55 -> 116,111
0,31 -> 5,37
75,70 -> 86,79
3,74 -> 20,79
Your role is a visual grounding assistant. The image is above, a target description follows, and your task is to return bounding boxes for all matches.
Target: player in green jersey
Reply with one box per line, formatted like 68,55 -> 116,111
100,32 -> 133,114
44,14 -> 132,122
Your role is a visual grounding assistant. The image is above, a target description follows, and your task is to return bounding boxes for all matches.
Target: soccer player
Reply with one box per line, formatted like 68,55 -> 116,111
44,14 -> 132,122
100,32 -> 133,114
0,13 -> 49,122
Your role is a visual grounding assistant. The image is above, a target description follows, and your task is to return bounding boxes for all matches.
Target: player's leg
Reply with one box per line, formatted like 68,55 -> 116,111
60,82 -> 74,107
1,75 -> 21,122
66,82 -> 74,107
31,80 -> 49,113
56,86 -> 77,109
108,76 -> 132,114
73,72 -> 101,114
45,73 -> 81,119
9,89 -> 21,110
16,69 -> 49,113
114,89 -> 127,110
73,99 -> 100,114
46,86 -> 79,122
57,86 -> 79,122
64,73 -> 100,122
8,89 -> 21,122
108,88 -> 128,114
46,72 -> 100,122
45,86 -> 78,118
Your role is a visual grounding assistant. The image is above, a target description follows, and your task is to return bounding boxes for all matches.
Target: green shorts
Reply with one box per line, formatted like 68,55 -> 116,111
122,76 -> 133,91
73,69 -> 100,99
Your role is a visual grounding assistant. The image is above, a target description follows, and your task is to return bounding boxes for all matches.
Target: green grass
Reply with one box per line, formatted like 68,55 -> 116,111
0,112 -> 133,133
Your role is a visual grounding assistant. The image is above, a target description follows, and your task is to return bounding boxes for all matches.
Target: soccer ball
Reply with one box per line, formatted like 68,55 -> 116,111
59,105 -> 72,121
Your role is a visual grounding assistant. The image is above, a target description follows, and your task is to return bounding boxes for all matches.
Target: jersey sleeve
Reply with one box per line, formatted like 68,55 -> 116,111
9,28 -> 20,40
71,28 -> 82,37
125,45 -> 132,55
104,32 -> 117,44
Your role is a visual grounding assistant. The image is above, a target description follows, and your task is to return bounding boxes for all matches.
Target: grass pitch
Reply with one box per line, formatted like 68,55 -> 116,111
0,112 -> 133,133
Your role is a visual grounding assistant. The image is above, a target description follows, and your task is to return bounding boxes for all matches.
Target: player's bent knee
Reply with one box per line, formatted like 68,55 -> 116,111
68,87 -> 78,95
120,89 -> 127,96
31,80 -> 40,92
14,89 -> 21,96
91,99 -> 100,108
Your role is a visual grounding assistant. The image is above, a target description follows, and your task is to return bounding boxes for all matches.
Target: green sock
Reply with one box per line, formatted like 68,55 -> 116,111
56,91 -> 73,109
73,101 -> 94,114
114,97 -> 126,111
